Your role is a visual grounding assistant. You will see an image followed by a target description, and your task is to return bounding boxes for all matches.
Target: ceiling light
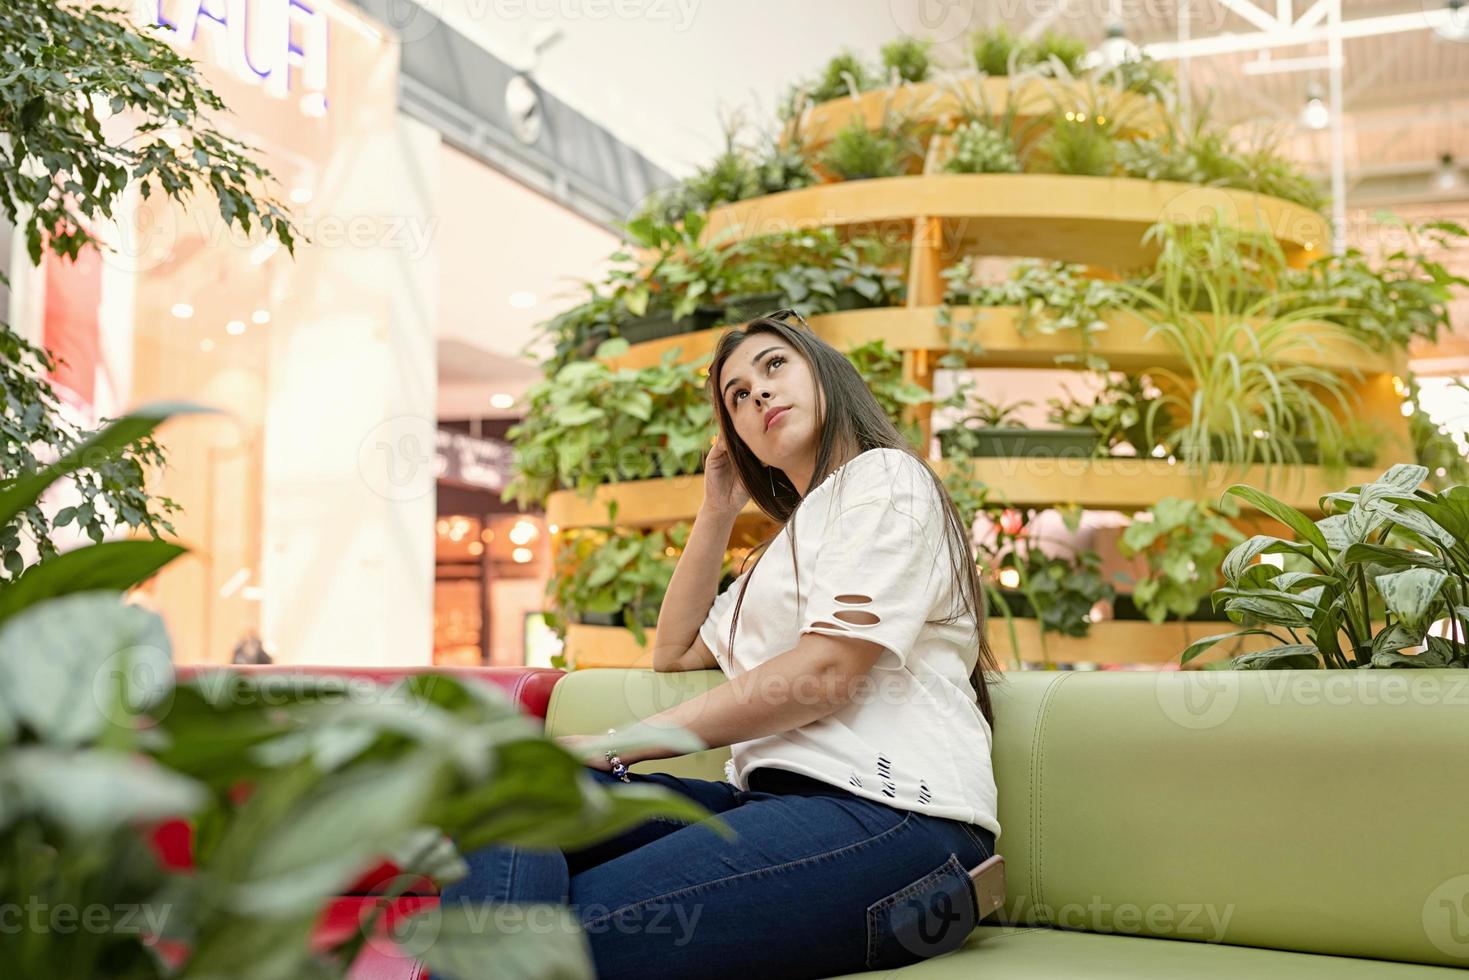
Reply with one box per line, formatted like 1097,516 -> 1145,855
1300,86 -> 1329,130
508,291 -> 537,309
468,541 -> 484,556
171,302 -> 194,319
1434,153 -> 1463,192
289,186 -> 314,204
512,547 -> 533,563
490,392 -> 516,409
1435,0 -> 1469,41
509,520 -> 539,546
251,309 -> 271,325
226,320 -> 247,336
1090,21 -> 1140,71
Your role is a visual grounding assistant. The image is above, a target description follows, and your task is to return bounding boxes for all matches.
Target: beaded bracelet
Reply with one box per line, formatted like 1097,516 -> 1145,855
604,726 -> 631,782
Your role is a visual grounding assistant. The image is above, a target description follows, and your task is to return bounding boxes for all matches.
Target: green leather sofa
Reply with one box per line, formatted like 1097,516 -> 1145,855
545,667 -> 1469,977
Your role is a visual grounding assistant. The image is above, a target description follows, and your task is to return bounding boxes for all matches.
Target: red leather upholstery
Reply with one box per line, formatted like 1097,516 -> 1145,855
172,665 -> 564,721
319,897 -> 438,979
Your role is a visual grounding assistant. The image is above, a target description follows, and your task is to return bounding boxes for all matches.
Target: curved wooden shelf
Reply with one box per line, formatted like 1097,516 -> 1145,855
600,306 -> 1406,378
799,75 -> 1167,152
701,175 -> 1329,271
544,458 -> 1387,530
566,618 -> 1272,669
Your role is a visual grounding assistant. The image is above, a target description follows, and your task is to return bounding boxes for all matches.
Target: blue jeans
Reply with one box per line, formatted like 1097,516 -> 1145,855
438,765 -> 996,979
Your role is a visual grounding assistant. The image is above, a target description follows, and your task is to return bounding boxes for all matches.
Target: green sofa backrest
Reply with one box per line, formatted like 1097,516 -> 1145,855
544,667 -> 1469,969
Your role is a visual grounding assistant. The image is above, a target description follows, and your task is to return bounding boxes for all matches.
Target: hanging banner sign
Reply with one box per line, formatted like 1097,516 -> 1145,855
151,0 -> 330,114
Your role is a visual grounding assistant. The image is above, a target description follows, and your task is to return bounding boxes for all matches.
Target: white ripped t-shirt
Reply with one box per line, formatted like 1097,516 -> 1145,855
698,447 -> 1001,839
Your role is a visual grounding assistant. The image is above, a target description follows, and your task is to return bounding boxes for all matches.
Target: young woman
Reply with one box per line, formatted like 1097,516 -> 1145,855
442,310 -> 1002,979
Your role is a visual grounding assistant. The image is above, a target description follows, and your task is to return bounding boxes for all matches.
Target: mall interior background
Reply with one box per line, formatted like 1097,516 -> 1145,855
6,0 -> 1468,669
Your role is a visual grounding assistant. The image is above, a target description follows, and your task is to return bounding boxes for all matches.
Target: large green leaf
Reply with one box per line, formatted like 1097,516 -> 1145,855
1,746 -> 204,835
0,592 -> 172,746
1221,594 -> 1311,628
1231,644 -> 1322,669
1374,568 -> 1448,633
0,539 -> 186,625
1341,542 -> 1440,571
0,401 -> 209,528
233,754 -> 443,917
415,903 -> 594,980
1371,636 -> 1465,668
1180,628 -> 1290,665
1370,623 -> 1427,657
1386,488 -> 1469,549
1220,535 -> 1313,586
1225,485 -> 1330,559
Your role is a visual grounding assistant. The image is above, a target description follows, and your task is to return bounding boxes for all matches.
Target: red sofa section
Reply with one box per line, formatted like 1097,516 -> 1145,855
150,665 -> 565,977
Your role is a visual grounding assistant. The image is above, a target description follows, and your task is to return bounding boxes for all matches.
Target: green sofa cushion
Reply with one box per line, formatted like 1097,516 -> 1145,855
544,667 -> 1469,971
829,926 -> 1468,978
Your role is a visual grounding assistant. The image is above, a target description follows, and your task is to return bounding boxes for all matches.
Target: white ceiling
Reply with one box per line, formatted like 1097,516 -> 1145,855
428,0 -> 1469,192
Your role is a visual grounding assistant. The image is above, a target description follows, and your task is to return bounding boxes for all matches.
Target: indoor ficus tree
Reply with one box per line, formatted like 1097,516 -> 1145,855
0,0 -> 300,581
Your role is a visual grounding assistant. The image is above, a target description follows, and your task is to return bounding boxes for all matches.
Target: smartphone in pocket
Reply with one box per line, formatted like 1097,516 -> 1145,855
968,854 -> 1006,921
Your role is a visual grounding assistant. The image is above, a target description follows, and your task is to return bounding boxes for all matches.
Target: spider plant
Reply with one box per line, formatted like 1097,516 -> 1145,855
818,108 -> 923,181
1120,218 -> 1368,489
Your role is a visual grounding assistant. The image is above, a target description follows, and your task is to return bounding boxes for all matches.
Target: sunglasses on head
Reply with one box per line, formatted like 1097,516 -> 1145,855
763,308 -> 811,330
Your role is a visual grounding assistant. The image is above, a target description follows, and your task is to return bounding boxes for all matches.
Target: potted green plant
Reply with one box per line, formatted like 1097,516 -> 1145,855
1114,104 -> 1326,212
986,546 -> 1115,638
817,112 -> 923,181
844,339 -> 932,451
940,394 -> 1101,459
942,120 -> 1021,175
940,258 -> 1130,372
1045,373 -> 1172,457
1037,113 -> 1119,177
548,521 -> 691,646
1280,219 -> 1468,353
1181,463 -> 1469,669
503,341 -> 712,509
722,229 -> 906,317
615,211 -> 731,344
807,48 -> 878,103
971,24 -> 1029,76
1120,218 -> 1356,488
0,408 -> 715,979
880,37 -> 933,84
1114,497 -> 1246,623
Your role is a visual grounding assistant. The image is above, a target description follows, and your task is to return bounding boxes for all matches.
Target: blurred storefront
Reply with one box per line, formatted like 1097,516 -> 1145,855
8,0 -> 638,667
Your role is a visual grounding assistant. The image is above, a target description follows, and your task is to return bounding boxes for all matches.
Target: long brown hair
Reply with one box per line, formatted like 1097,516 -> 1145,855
706,315 -> 1001,726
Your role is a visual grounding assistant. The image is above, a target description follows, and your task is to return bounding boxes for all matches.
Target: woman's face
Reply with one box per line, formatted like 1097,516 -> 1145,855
717,334 -> 822,473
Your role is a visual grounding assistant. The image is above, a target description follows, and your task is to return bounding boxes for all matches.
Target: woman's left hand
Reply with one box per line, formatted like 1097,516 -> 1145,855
554,733 -> 615,770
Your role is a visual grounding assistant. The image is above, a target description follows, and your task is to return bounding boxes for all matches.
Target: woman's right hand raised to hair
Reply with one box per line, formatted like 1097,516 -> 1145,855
701,432 -> 750,520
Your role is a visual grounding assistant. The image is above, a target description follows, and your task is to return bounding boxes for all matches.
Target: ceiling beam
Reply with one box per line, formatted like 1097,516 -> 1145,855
1144,6 -> 1459,60
1219,0 -> 1285,34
